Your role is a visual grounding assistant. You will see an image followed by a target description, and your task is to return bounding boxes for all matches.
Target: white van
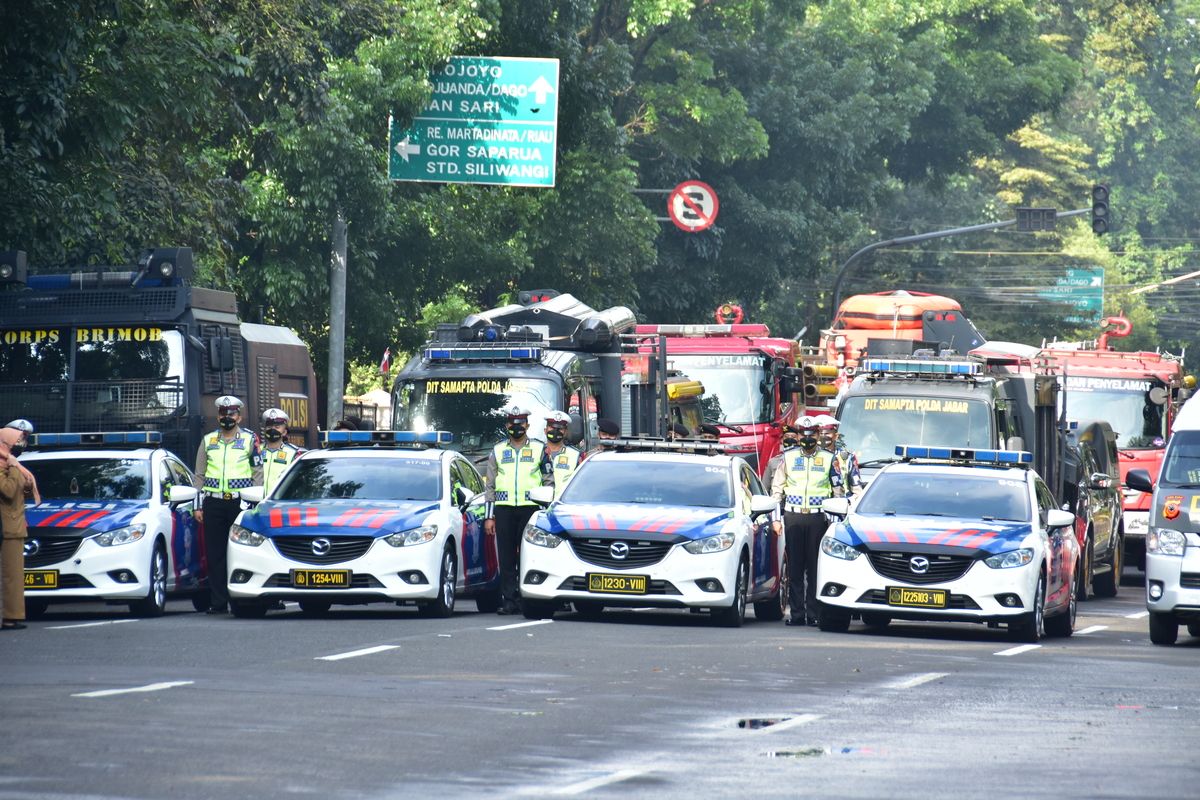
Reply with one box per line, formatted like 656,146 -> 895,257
1126,394 -> 1200,644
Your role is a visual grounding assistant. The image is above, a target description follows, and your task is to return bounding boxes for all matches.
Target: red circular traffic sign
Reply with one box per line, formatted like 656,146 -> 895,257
668,180 -> 719,232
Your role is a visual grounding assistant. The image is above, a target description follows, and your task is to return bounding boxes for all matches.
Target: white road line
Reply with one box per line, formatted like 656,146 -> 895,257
47,619 -> 139,630
315,645 -> 399,661
73,680 -> 194,698
1076,625 -> 1109,635
752,713 -> 823,734
488,619 -> 554,631
550,768 -> 650,796
883,672 -> 949,690
1125,610 -> 1149,619
994,644 -> 1041,657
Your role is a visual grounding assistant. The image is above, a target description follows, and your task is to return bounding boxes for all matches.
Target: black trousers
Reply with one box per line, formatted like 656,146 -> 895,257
203,496 -> 242,609
495,504 -> 536,608
784,511 -> 826,620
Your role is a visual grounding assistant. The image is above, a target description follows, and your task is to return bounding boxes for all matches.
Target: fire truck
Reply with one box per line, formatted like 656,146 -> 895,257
1038,316 -> 1190,569
0,248 -> 319,462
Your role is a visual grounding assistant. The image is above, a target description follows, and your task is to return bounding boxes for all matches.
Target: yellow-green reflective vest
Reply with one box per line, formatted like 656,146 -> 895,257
546,445 -> 581,500
202,430 -> 257,496
493,440 -> 545,506
781,448 -> 835,512
262,444 -> 300,494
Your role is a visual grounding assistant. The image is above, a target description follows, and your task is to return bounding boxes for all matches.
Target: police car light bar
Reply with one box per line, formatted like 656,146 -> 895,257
423,346 -> 542,362
862,358 -> 981,376
638,323 -> 771,337
320,430 -> 453,447
895,445 -> 1032,465
30,432 -> 163,448
610,437 -> 729,455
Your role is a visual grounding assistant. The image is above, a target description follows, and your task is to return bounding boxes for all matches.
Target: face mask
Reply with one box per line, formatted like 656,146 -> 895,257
263,428 -> 284,442
219,416 -> 237,430
506,424 -> 526,439
800,436 -> 818,449
782,438 -> 798,449
545,428 -> 564,443
10,443 -> 24,457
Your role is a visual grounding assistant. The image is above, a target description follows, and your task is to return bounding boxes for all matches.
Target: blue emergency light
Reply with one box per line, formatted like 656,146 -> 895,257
320,430 -> 453,447
423,346 -> 542,362
30,431 -> 163,448
895,445 -> 1032,465
862,358 -> 981,376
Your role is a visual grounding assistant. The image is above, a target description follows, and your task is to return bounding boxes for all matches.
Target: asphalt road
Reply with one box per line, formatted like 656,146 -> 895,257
1,571 -> 1196,800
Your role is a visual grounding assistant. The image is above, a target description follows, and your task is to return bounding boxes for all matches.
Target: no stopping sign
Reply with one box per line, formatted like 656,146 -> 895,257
668,180 -> 719,232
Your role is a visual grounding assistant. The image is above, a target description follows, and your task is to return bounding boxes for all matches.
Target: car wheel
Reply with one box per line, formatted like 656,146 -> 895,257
1009,573 -> 1046,643
521,599 -> 557,620
817,601 -> 851,633
191,593 -> 212,613
24,598 -> 49,620
573,600 -> 605,620
1187,622 -> 1200,638
1092,535 -> 1122,598
1075,534 -> 1092,601
860,612 -> 891,630
418,548 -> 457,618
474,589 -> 501,614
298,600 -> 332,616
229,599 -> 268,619
1046,568 -> 1076,638
713,556 -> 748,628
130,543 -> 168,617
1149,611 -> 1178,645
753,553 -> 787,622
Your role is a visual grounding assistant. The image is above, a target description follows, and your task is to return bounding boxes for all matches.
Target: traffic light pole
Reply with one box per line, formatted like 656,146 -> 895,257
829,207 -> 1088,313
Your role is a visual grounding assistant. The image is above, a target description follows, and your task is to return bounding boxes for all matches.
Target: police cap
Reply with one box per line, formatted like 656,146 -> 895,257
4,419 -> 34,434
597,418 -> 620,436
216,395 -> 244,414
262,407 -> 289,425
544,410 -> 571,427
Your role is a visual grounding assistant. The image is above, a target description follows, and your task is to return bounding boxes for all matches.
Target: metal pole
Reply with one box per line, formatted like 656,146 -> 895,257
326,210 -> 348,429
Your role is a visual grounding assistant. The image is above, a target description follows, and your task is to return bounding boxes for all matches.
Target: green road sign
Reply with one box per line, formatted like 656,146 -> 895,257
389,56 -> 560,187
1038,267 -> 1104,324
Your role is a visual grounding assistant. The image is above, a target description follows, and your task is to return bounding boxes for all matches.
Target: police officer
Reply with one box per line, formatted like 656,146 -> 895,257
699,423 -> 722,442
816,414 -> 862,496
585,418 -> 622,459
193,396 -> 262,614
540,410 -> 581,500
763,424 -> 800,494
483,407 -> 549,614
260,408 -> 301,495
771,416 -> 843,626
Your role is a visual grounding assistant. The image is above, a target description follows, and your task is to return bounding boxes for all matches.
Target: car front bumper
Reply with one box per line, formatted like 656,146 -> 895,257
23,538 -> 157,602
1146,545 -> 1200,621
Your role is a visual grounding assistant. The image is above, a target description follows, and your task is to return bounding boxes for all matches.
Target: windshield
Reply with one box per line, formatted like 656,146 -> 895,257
665,354 -> 773,425
1062,380 -> 1167,449
857,470 -> 1030,521
839,396 -> 993,464
1159,430 -> 1200,487
392,376 -> 559,453
273,457 -> 441,501
27,458 -> 152,501
560,459 -> 732,508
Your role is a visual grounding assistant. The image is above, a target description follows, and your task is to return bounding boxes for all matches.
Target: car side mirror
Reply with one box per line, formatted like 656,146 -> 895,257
240,486 -> 265,505
1125,468 -> 1154,494
454,486 -> 481,508
1046,509 -> 1075,530
749,494 -> 778,516
821,497 -> 850,518
528,485 -> 555,506
167,485 -> 198,507
1088,472 -> 1113,491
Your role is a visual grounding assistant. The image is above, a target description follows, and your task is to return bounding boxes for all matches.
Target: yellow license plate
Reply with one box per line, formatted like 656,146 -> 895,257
586,573 -> 648,595
25,570 -> 59,589
291,569 -> 351,589
886,586 -> 948,608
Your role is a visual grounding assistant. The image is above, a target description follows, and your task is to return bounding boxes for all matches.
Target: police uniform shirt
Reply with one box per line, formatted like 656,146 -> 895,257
484,438 -> 552,510
193,427 -> 264,495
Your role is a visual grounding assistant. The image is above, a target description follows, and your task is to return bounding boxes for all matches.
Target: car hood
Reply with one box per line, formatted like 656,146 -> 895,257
240,499 -> 440,538
543,502 -> 733,541
840,514 -> 1032,555
26,500 -> 147,533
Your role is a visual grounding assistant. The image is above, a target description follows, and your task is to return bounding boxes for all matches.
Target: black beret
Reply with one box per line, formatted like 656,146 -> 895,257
597,418 -> 620,435
700,423 -> 721,437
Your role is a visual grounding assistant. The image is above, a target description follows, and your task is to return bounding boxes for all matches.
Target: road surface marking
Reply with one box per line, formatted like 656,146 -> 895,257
315,645 -> 399,661
751,713 -> 823,734
488,619 -> 554,631
1076,625 -> 1109,635
1125,611 -> 1149,619
994,644 -> 1041,657
551,769 -> 650,796
73,680 -> 194,698
883,672 -> 949,690
47,619 -> 139,630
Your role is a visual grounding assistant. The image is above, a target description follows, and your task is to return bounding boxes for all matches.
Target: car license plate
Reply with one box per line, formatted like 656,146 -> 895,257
291,569 -> 351,589
586,573 -> 648,595
24,570 -> 58,590
886,586 -> 948,608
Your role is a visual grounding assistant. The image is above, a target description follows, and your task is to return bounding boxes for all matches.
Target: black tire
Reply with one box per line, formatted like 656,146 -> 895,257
753,552 -> 787,622
191,593 -> 212,613
474,589 -> 501,614
817,601 -> 851,633
1149,611 -> 1178,645
1009,573 -> 1046,643
418,548 -> 457,618
130,543 -> 168,617
1092,535 -> 1122,598
573,600 -> 605,620
1075,534 -> 1092,602
24,598 -> 49,620
1046,566 -> 1077,638
521,599 -> 557,620
1187,622 -> 1200,638
298,599 -> 332,616
712,556 -> 748,628
229,599 -> 268,619
860,612 -> 892,630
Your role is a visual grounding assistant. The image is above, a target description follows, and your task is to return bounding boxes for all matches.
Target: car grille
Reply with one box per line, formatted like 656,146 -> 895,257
264,573 -> 384,589
24,536 -> 85,568
856,589 -> 981,610
1180,573 -> 1200,589
568,538 -> 673,569
866,551 -> 975,585
558,576 -> 681,595
272,536 -> 374,565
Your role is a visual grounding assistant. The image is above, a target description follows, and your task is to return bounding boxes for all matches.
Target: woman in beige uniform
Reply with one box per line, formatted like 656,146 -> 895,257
1,423 -> 39,630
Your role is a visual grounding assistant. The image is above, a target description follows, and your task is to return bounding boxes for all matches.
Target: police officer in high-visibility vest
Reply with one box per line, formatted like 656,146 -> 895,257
816,414 -> 862,496
483,407 -> 550,614
770,416 -> 843,626
193,396 -> 262,614
260,407 -> 302,495
540,410 -> 581,500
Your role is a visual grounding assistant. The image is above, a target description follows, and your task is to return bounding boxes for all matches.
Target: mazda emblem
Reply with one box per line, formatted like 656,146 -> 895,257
609,541 -> 630,560
24,539 -> 40,557
909,556 -> 930,574
311,538 -> 332,556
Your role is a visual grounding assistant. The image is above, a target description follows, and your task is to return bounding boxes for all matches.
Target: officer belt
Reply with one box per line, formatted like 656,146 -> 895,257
784,505 -> 825,514
203,490 -> 242,501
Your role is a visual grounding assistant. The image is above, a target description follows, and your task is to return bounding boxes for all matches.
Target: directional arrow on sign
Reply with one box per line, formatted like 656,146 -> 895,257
394,136 -> 421,163
1090,275 -> 1102,287
529,75 -> 555,105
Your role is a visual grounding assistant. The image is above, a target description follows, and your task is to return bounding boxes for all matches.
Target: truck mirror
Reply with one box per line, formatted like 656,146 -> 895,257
568,413 -> 584,445
208,336 -> 234,371
1148,386 -> 1168,405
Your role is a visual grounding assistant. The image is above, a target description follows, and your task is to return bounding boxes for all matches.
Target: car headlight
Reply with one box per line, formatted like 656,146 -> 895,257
523,524 -> 563,548
820,534 -> 862,561
94,523 -> 146,547
384,525 -> 438,547
984,548 -> 1035,569
229,523 -> 265,547
683,532 -> 735,554
1148,528 -> 1186,556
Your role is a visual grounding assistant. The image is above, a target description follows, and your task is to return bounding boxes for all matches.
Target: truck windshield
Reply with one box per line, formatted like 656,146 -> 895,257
273,457 -> 441,501
857,469 -> 1030,521
560,459 -> 732,508
27,457 -> 152,501
1158,430 -> 1200,487
665,354 -> 773,425
839,396 -> 992,465
1062,381 -> 1167,449
392,377 -> 559,454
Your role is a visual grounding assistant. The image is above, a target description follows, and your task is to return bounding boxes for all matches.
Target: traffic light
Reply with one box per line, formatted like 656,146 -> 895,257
1091,184 -> 1110,235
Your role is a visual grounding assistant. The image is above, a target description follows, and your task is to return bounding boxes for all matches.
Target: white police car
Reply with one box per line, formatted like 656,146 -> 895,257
225,431 -> 500,617
20,432 -> 205,617
518,442 -> 784,626
816,446 -> 1079,642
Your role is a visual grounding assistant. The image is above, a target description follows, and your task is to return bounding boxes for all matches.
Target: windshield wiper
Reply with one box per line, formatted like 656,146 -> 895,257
858,457 -> 900,468
716,421 -> 745,434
